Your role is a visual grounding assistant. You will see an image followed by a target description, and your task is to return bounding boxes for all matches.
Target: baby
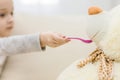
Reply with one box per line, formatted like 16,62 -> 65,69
0,0 -> 70,75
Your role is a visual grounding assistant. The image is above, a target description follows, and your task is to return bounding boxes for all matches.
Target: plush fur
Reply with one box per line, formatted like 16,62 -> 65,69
57,59 -> 120,80
100,5 -> 120,61
57,5 -> 120,80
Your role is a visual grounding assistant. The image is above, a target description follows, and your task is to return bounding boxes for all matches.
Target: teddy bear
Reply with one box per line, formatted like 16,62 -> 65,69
57,5 -> 120,80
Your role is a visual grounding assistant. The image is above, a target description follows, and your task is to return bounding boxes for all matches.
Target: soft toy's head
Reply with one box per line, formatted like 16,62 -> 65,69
87,5 -> 120,61
87,6 -> 110,44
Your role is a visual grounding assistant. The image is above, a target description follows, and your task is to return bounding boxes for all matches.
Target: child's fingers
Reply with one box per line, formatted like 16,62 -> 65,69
53,35 -> 70,45
88,6 -> 103,15
54,33 -> 70,42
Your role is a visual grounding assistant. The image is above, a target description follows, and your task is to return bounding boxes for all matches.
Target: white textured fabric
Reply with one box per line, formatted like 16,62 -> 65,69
0,33 -> 41,76
0,33 -> 41,56
99,5 -> 120,61
86,11 -> 110,45
0,56 -> 7,75
86,5 -> 120,61
57,59 -> 120,80
57,4 -> 120,80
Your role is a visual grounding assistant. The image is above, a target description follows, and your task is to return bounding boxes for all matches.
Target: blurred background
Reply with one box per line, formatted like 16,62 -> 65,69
14,0 -> 120,15
1,0 -> 120,80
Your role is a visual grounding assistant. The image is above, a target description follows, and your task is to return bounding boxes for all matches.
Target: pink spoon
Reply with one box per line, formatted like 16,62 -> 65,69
68,37 -> 92,44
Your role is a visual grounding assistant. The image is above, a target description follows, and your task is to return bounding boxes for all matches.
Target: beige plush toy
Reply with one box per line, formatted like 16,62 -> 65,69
57,5 -> 120,80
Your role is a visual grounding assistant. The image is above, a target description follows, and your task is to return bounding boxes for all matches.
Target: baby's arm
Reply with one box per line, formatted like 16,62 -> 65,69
0,32 -> 70,56
0,33 -> 41,56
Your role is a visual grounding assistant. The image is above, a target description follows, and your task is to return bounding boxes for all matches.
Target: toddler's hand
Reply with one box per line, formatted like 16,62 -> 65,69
40,32 -> 70,48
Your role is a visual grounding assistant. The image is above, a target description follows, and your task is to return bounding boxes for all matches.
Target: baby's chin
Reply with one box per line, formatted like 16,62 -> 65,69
0,31 -> 13,37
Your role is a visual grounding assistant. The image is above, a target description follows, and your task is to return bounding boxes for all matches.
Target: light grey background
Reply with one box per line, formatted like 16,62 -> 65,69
14,0 -> 120,15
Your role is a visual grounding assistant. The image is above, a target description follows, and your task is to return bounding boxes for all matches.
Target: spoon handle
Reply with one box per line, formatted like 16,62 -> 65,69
68,37 -> 92,43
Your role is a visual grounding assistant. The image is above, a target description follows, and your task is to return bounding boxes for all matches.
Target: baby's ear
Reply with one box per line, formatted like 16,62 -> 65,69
88,6 -> 103,15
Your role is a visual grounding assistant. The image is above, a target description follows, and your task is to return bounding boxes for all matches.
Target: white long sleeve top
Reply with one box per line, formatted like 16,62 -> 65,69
0,33 -> 41,56
0,33 -> 42,75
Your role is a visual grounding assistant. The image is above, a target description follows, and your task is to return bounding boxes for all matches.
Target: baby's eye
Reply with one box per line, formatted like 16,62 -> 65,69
0,13 -> 6,17
11,12 -> 13,16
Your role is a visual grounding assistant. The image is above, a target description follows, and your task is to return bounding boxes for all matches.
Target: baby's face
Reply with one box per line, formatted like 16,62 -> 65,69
0,0 -> 14,37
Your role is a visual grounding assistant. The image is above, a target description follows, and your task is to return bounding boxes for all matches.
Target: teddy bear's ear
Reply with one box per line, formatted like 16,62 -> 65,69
88,6 -> 103,15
